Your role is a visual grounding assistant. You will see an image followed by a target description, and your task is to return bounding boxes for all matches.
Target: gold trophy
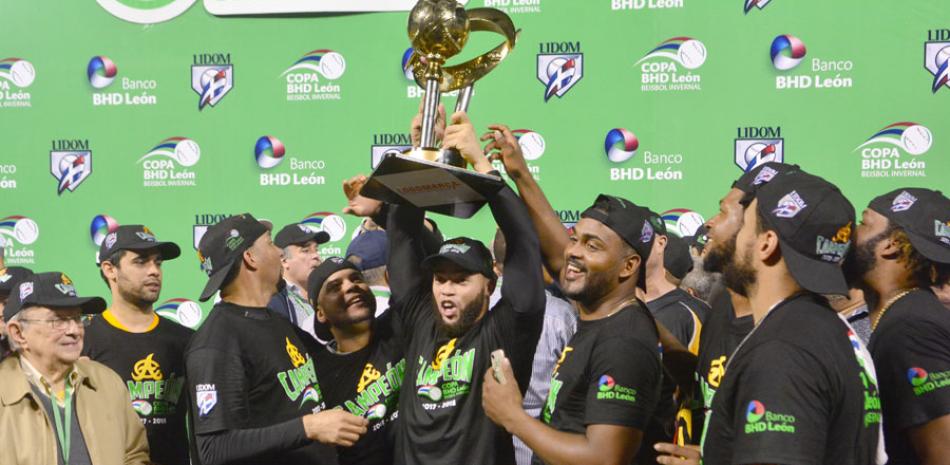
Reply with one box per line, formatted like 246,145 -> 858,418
360,0 -> 518,218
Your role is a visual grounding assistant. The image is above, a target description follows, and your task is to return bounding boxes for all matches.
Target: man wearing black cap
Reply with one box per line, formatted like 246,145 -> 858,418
1,272 -> 150,465
82,225 -> 193,465
185,214 -> 367,465
0,266 -> 33,362
702,172 -> 883,464
644,232 -> 710,354
305,256 -> 405,465
481,125 -> 662,465
269,223 -> 330,337
378,113 -> 546,465
843,188 -> 950,465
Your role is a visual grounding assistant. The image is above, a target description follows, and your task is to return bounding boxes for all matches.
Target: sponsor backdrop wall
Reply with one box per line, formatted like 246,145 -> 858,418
1,0 -> 947,327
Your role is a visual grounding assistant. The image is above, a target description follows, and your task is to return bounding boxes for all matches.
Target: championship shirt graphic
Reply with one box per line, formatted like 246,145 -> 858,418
128,353 -> 185,421
415,338 -> 476,405
278,337 -> 323,410
343,360 -> 406,421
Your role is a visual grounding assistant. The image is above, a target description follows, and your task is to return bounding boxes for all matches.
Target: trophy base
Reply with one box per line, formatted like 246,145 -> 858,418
361,149 -> 505,219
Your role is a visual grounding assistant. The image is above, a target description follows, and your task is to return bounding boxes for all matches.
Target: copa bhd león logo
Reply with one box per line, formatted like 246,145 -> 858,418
50,139 -> 93,195
0,216 -> 39,265
139,137 -> 200,187
96,0 -> 196,24
283,49 -> 346,101
156,298 -> 204,329
402,47 -> 462,100
490,129 -> 546,181
636,37 -> 706,92
0,57 -> 35,108
661,209 -> 706,237
854,122 -> 933,178
480,0 -> 541,14
301,212 -> 347,256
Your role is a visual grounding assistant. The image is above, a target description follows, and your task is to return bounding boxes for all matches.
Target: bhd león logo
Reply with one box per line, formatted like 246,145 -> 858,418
491,129 -> 546,180
744,400 -> 796,434
90,214 -> 120,247
139,137 -> 200,187
0,57 -> 35,108
771,34 -> 855,90
636,37 -> 706,92
735,126 -> 784,172
283,49 -> 345,101
925,29 -> 950,94
854,122 -> 932,178
604,128 -> 686,183
88,55 -> 158,106
50,139 -> 93,195
192,53 -> 233,110
256,135 -> 328,187
537,42 -> 583,102
0,216 -> 39,265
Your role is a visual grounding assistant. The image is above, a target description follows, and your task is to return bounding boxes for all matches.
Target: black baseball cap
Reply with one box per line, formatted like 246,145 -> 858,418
732,162 -> 801,202
97,225 -> 181,265
274,223 -> 330,249
664,234 -> 693,280
197,214 -> 272,302
4,272 -> 107,321
754,172 -> 855,296
0,267 -> 33,298
868,188 -> 950,264
580,194 -> 657,284
422,237 -> 496,280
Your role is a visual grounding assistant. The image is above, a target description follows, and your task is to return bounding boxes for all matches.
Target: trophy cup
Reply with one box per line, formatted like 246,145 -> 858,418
359,0 -> 518,218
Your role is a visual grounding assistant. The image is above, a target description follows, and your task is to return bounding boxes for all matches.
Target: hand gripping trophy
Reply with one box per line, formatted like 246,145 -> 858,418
360,0 -> 518,218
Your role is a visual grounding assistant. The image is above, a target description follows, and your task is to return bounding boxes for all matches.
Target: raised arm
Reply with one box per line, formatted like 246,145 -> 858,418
483,124 -> 570,277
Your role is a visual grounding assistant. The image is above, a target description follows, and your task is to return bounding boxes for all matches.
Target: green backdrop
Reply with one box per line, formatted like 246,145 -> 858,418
1,0 -> 947,327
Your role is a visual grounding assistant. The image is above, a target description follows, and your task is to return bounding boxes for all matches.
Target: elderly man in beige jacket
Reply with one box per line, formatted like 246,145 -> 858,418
0,272 -> 150,465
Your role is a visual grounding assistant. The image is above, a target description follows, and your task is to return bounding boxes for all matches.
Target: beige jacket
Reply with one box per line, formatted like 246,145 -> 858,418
0,355 -> 151,465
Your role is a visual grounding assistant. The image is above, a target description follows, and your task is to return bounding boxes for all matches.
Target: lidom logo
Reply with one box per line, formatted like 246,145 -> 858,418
192,53 -> 233,110
139,137 -> 200,187
744,0 -> 772,13
0,216 -> 39,265
371,133 -> 412,169
0,58 -> 35,108
636,37 -> 706,92
283,49 -> 346,102
50,139 -> 93,195
256,136 -> 328,187
925,29 -> 950,94
193,213 -> 236,250
855,122 -> 932,178
735,126 -> 784,172
537,42 -> 583,101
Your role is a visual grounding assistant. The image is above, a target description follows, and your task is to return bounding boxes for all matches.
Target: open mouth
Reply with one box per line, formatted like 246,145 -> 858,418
564,260 -> 586,281
438,300 -> 459,321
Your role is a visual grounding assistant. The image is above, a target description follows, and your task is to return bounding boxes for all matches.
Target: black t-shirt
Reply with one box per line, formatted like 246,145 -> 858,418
688,292 -> 753,447
869,289 -> 950,465
313,310 -> 405,465
185,302 -> 336,465
645,288 -> 711,353
82,312 -> 194,465
703,294 -> 882,465
534,303 -> 663,465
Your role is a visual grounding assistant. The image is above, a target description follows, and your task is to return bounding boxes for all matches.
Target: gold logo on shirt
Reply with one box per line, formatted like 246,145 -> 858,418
553,346 -> 574,375
357,363 -> 382,393
431,338 -> 457,370
286,337 -> 306,368
707,356 -> 726,388
132,353 -> 164,381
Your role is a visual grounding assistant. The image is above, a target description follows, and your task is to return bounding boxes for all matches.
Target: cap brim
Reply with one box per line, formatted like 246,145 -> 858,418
38,296 -> 107,314
422,254 -> 495,280
780,239 -> 849,296
199,260 -> 237,302
123,241 -> 182,260
904,229 -> 950,264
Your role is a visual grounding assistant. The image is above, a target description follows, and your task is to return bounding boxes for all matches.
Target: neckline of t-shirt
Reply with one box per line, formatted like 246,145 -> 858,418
102,309 -> 160,334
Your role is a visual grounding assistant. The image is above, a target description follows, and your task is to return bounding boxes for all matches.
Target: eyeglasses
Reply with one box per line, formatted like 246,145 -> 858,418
19,315 -> 91,332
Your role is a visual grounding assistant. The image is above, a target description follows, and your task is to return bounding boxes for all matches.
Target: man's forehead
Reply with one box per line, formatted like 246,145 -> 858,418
574,218 -> 620,243
328,267 -> 361,284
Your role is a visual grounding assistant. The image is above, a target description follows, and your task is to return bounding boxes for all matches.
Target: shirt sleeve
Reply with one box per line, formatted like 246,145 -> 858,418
728,340 -> 834,465
186,347 -> 249,434
653,303 -> 698,353
583,335 -> 662,430
872,318 -> 950,431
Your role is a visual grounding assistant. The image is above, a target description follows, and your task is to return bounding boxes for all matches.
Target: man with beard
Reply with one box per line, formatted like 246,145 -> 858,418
843,188 -> 950,465
702,172 -> 883,465
654,162 -> 800,462
481,125 -> 662,465
186,214 -> 367,465
83,225 -> 193,465
302,256 -> 405,465
383,110 -> 546,465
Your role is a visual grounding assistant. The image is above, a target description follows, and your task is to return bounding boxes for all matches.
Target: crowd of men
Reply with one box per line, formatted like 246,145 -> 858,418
1,106 -> 949,465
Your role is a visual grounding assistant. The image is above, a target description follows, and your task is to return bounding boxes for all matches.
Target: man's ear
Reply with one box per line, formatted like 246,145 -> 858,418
101,260 -> 118,283
619,253 -> 641,279
759,230 -> 782,265
315,307 -> 328,324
